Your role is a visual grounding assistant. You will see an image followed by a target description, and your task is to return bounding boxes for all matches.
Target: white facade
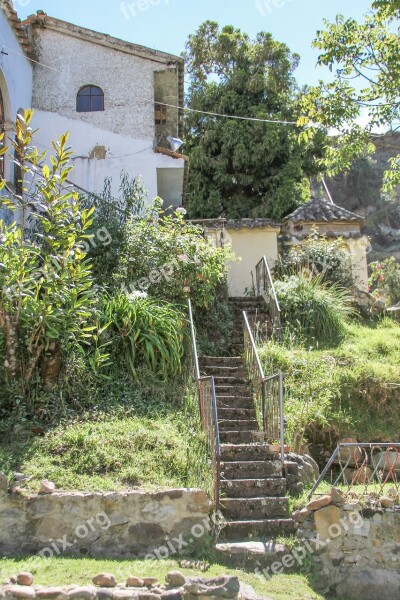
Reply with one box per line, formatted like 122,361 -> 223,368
0,6 -> 185,208
0,2 -> 32,190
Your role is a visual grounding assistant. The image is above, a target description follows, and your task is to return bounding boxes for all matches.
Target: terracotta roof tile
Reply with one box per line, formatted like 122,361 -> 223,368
283,198 -> 363,224
1,0 -> 32,57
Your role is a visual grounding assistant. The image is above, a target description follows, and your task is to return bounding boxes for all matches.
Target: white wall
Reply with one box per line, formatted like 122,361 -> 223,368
28,25 -> 184,202
0,8 -> 33,183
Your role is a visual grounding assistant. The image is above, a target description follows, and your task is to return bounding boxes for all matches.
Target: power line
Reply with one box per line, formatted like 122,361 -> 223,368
160,102 -> 297,125
0,44 -> 60,72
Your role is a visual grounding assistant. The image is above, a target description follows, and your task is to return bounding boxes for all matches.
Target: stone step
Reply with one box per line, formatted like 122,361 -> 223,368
229,296 -> 264,302
214,376 -> 248,385
217,398 -> 254,410
220,460 -> 283,479
220,478 -> 287,499
218,408 -> 256,420
220,497 -> 289,520
215,541 -> 290,569
215,384 -> 250,395
219,430 -> 265,444
220,519 -> 295,542
201,356 -> 243,366
221,444 -> 280,462
203,366 -> 247,377
218,419 -> 259,432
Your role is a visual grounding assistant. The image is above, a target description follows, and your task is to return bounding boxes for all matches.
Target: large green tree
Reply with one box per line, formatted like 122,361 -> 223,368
299,0 -> 400,191
184,22 -> 325,221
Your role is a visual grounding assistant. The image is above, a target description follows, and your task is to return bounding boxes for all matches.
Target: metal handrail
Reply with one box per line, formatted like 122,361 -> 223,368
309,443 -> 400,500
243,310 -> 285,463
255,255 -> 282,339
188,299 -> 221,510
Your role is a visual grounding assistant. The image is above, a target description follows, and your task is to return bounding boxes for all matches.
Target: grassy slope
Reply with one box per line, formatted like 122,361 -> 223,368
259,318 -> 400,447
0,372 -> 210,494
0,557 -> 326,600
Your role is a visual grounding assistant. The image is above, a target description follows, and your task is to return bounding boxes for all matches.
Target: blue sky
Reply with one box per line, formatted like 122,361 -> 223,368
16,0 -> 372,86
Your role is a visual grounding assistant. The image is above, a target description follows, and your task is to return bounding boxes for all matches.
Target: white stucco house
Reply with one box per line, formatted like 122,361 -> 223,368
0,2 -> 186,208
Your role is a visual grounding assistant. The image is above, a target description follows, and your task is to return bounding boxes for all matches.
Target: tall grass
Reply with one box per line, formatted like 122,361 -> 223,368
102,293 -> 186,379
275,272 -> 355,344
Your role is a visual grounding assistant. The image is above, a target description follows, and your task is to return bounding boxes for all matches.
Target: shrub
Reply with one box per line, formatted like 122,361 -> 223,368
0,111 -> 96,392
100,292 -> 186,380
369,257 -> 400,305
81,173 -> 146,288
275,272 -> 355,344
276,232 -> 354,288
117,198 -> 234,309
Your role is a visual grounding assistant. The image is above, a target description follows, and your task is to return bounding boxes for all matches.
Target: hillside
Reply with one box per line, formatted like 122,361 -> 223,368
326,132 -> 400,262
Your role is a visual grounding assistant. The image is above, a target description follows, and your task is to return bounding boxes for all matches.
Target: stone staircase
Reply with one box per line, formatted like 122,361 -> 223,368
227,297 -> 271,354
199,301 -> 295,566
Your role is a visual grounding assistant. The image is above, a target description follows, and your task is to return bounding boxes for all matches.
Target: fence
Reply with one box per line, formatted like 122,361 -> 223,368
309,443 -> 400,499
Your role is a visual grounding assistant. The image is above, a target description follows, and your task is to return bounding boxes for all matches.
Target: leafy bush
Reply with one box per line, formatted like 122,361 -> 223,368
369,257 -> 400,305
100,293 -> 186,380
81,173 -> 146,288
276,233 -> 354,288
275,272 -> 355,344
0,111 -> 96,391
117,198 -> 233,309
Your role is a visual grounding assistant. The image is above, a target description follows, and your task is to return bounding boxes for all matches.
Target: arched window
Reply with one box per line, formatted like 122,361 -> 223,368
77,85 -> 104,113
0,89 -> 4,178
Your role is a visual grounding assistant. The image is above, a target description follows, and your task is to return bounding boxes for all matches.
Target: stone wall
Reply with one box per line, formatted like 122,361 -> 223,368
0,487 -> 211,558
295,491 -> 400,600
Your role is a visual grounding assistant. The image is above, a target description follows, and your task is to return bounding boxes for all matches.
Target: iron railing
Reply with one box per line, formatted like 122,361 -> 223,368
243,311 -> 285,463
188,299 -> 221,510
309,443 -> 400,500
255,256 -> 282,339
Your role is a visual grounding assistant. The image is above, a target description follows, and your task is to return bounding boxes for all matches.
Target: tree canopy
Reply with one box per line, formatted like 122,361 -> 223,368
184,21 -> 325,221
299,0 -> 400,192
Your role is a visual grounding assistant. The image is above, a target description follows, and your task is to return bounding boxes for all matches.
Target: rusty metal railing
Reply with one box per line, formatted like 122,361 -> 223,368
243,311 -> 285,463
309,443 -> 400,500
255,255 -> 282,340
188,299 -> 221,510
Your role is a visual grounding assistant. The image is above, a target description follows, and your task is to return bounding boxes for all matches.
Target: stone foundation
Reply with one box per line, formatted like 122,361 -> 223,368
296,494 -> 400,600
0,488 -> 211,558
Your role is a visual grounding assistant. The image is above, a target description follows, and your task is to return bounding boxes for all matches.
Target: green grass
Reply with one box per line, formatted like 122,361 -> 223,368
0,557 -> 326,600
259,317 -> 400,447
0,371 -> 211,494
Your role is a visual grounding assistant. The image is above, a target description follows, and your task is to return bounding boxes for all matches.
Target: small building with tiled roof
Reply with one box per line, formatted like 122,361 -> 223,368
281,197 -> 371,292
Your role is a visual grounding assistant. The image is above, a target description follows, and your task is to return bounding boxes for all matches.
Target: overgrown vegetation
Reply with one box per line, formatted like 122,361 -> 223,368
0,113 -> 231,492
274,272 -> 354,345
369,257 -> 400,305
260,318 -> 400,460
276,233 -> 354,289
0,372 -> 211,493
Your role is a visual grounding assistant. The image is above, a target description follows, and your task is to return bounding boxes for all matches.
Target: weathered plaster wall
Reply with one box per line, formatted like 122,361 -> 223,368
0,8 -> 33,184
0,488 -> 211,558
27,24 -> 184,200
226,228 -> 280,297
296,502 -> 400,600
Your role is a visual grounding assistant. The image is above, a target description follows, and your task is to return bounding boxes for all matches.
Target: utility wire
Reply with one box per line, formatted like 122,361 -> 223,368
160,102 -> 297,125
